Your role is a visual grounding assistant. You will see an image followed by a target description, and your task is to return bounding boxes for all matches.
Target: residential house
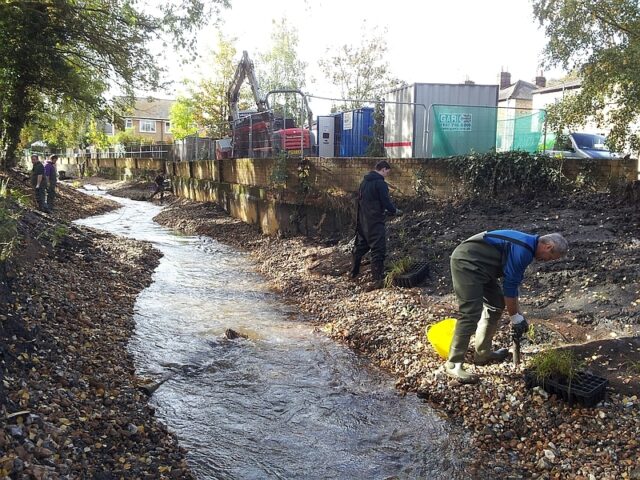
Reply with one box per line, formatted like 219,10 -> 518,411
497,71 -> 546,151
109,97 -> 176,143
532,79 -> 609,138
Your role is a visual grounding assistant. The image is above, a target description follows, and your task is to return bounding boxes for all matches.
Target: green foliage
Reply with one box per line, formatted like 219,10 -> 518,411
319,23 -> 406,110
87,120 -> 111,149
364,102 -> 386,157
258,18 -> 308,125
384,256 -> 413,288
574,159 -> 600,192
443,151 -> 567,198
0,178 -> 19,261
111,128 -> 145,146
0,0 -> 229,169
270,151 -> 289,188
413,166 -> 434,198
533,0 -> 640,151
529,349 -> 585,382
169,97 -> 199,140
182,34 -> 244,138
38,224 -> 68,249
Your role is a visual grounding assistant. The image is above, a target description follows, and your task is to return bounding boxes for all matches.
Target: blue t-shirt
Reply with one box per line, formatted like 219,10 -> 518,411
483,230 -> 539,297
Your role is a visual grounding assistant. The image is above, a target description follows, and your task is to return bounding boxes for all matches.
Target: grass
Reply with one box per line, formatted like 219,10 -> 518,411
384,256 -> 413,288
529,349 -> 585,382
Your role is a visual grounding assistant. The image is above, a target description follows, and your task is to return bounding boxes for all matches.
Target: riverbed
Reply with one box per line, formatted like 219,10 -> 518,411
76,193 -> 472,479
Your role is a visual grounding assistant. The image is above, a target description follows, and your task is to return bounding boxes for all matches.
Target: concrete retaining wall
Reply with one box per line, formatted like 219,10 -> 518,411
54,155 -> 638,236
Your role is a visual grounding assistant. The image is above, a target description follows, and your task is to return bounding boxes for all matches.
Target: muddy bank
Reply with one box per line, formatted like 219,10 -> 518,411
0,172 -> 193,478
149,190 -> 640,478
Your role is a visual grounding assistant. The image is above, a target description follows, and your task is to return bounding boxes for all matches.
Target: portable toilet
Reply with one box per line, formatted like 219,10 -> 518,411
338,107 -> 374,157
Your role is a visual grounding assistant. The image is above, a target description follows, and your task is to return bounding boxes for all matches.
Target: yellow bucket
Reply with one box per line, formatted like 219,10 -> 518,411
426,318 -> 457,359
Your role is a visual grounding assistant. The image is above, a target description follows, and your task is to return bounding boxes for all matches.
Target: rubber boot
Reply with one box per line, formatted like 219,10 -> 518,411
474,307 -> 509,365
444,362 -> 479,384
366,260 -> 385,291
350,255 -> 362,278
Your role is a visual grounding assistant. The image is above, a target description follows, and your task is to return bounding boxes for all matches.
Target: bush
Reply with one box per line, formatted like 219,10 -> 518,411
443,151 -> 567,198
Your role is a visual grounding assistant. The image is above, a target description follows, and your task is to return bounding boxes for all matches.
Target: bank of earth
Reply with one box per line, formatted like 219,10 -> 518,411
0,172 -> 194,479
115,179 -> 640,479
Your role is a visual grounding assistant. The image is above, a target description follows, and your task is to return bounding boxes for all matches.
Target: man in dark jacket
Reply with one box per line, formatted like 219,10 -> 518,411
351,160 -> 402,290
446,230 -> 568,383
30,154 -> 48,212
149,171 -> 166,204
44,155 -> 58,211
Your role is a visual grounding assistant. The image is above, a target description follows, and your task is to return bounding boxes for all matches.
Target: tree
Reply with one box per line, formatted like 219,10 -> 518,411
319,24 -> 406,111
190,34 -> 246,139
169,97 -> 198,140
258,18 -> 308,125
533,0 -> 640,150
0,0 -> 228,169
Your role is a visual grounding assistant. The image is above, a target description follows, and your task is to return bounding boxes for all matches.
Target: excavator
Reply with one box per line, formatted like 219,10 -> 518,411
222,50 -> 313,159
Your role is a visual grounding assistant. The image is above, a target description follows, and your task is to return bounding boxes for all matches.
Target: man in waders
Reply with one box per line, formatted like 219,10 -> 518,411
446,230 -> 568,383
44,155 -> 58,211
351,160 -> 402,291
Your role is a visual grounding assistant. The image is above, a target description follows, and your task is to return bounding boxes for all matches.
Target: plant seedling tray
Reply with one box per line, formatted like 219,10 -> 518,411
525,371 -> 608,407
393,261 -> 430,288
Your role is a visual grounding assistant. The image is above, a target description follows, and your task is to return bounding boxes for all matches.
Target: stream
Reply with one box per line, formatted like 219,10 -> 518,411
76,193 -> 472,479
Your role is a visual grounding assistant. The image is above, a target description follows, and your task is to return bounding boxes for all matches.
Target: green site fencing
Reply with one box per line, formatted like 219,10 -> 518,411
431,105 -> 546,157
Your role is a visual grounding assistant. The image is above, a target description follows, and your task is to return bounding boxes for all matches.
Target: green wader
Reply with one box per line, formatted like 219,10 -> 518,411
448,233 -> 506,365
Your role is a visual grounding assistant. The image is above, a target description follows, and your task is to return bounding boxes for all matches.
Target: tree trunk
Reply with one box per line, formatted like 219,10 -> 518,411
0,84 -> 30,171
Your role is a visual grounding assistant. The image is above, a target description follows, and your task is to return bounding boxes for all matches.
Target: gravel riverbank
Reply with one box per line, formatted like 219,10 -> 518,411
0,174 -> 194,479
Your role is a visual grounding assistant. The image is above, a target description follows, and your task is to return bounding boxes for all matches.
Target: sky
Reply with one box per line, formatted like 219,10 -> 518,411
155,0 -> 566,116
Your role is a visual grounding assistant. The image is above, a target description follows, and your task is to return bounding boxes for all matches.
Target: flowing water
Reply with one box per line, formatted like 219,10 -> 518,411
76,192 -> 472,480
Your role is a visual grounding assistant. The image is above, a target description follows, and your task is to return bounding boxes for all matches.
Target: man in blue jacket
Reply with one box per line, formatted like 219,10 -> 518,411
446,230 -> 568,383
351,161 -> 402,290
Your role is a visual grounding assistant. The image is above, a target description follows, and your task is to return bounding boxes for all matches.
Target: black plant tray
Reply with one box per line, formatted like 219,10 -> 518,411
393,261 -> 430,288
524,371 -> 608,407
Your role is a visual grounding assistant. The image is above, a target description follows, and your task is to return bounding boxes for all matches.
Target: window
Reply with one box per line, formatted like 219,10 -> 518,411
139,119 -> 156,133
165,121 -> 171,133
125,118 -> 133,129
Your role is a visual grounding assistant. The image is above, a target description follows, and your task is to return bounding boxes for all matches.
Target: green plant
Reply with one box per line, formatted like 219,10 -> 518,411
384,256 -> 413,288
526,323 -> 536,342
627,360 -> 640,375
38,224 -> 69,248
0,204 -> 18,262
443,151 -> 568,199
270,151 -> 288,188
529,349 -> 585,382
574,159 -> 599,192
413,166 -> 433,198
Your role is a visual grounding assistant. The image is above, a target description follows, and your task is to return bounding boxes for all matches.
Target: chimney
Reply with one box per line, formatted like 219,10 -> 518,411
500,71 -> 511,89
535,71 -> 546,88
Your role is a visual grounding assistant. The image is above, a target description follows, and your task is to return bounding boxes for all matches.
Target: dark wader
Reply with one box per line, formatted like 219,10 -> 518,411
352,201 -> 387,282
46,173 -> 57,210
448,233 -> 505,364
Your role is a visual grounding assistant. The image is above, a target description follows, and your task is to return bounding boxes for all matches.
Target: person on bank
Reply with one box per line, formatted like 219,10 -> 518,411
30,154 -> 48,213
44,154 -> 58,211
446,230 -> 568,384
351,160 -> 403,290
149,170 -> 166,204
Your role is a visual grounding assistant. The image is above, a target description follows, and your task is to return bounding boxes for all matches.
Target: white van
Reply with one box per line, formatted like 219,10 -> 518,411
542,132 -> 621,159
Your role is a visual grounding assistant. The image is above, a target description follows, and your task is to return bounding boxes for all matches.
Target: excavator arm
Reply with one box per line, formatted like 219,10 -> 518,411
227,51 -> 268,122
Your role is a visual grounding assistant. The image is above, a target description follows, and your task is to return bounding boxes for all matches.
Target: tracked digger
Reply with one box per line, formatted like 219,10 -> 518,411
224,50 -> 313,159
